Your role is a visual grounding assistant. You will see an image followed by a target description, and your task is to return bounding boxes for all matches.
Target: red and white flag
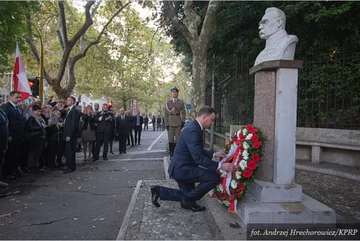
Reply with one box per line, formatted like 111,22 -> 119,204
13,42 -> 32,101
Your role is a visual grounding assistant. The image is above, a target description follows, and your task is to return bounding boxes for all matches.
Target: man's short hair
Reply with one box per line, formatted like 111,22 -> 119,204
68,96 -> 76,103
9,91 -> 21,96
198,106 -> 216,117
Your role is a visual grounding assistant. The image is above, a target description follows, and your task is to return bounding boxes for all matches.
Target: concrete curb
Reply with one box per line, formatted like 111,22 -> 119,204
163,156 -> 170,180
296,163 -> 360,182
116,180 -> 142,240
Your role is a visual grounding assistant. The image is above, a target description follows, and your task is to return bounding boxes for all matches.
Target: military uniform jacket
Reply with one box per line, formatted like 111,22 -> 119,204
164,98 -> 186,127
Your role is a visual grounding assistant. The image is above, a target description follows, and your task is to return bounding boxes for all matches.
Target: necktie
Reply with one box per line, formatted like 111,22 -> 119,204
0,111 -> 4,123
15,106 -> 21,116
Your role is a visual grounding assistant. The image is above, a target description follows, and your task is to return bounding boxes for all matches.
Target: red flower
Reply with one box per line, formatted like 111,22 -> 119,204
239,146 -> 244,151
239,135 -> 246,141
252,154 -> 260,163
253,141 -> 262,149
246,124 -> 253,131
247,161 -> 257,171
234,138 -> 242,145
243,170 -> 253,179
249,128 -> 258,134
237,182 -> 245,191
250,135 -> 259,143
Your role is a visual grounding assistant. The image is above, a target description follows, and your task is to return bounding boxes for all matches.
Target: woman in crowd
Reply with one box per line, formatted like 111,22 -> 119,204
82,105 -> 96,162
25,105 -> 48,173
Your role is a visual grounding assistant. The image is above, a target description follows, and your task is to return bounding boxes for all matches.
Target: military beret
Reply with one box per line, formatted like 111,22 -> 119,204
171,87 -> 179,92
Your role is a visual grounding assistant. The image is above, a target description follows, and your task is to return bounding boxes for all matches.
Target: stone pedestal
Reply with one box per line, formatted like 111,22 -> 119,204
238,60 -> 336,225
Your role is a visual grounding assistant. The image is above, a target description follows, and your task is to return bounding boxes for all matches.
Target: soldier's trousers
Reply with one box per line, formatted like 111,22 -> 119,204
168,126 -> 181,143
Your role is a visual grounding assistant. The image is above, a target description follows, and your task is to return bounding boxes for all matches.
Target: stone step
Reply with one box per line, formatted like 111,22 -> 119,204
237,193 -> 336,225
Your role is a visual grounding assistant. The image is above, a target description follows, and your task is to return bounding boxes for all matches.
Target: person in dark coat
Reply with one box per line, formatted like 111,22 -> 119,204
0,108 -> 9,196
1,91 -> 25,180
46,110 -> 61,169
93,103 -> 115,161
115,108 -> 129,154
62,96 -> 81,174
25,105 -> 47,173
134,111 -> 144,145
150,106 -> 232,212
126,110 -> 134,146
82,105 -> 96,161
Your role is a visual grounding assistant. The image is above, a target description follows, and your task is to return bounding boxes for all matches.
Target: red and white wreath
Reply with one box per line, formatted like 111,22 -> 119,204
209,124 -> 266,213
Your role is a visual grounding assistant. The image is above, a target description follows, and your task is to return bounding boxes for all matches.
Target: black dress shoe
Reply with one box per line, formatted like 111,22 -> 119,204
63,169 -> 75,174
6,174 -> 16,180
150,186 -> 161,207
103,157 -> 108,161
180,198 -> 206,212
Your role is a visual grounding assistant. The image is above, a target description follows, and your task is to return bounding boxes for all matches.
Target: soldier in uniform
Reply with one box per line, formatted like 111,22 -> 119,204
164,87 -> 186,158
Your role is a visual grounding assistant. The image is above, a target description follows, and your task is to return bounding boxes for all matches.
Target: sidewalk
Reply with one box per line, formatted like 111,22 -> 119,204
118,180 -> 246,240
119,157 -> 360,240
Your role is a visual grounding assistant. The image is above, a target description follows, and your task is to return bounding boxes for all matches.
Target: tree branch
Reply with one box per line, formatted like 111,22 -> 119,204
72,2 -> 131,64
80,0 -> 103,52
149,27 -> 160,56
198,0 -> 222,51
58,2 -> 69,47
163,1 -> 193,43
25,36 -> 52,84
56,1 -> 95,83
183,0 -> 201,40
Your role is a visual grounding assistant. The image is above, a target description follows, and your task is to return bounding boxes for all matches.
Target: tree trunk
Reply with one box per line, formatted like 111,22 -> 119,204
190,47 -> 207,119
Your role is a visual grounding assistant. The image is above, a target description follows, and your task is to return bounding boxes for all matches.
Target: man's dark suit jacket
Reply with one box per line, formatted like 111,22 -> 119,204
1,102 -> 24,141
168,120 -> 218,178
63,106 -> 81,139
115,115 -> 129,135
0,108 -> 8,153
134,115 -> 143,128
95,111 -> 115,135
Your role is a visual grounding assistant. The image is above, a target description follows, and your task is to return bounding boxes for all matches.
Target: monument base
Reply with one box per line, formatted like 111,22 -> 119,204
249,179 -> 302,203
237,193 -> 336,225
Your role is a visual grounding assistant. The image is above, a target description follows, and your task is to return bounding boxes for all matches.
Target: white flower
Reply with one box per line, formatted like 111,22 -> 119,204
231,180 -> 237,189
239,160 -> 247,170
242,128 -> 248,135
243,141 -> 249,150
236,130 -> 241,138
243,150 -> 249,160
246,133 -> 253,140
235,171 -> 242,180
217,184 -> 224,192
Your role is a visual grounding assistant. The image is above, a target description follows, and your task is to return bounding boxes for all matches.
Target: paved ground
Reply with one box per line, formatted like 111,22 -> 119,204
1,127 -> 359,240
0,130 -> 167,240
295,169 -> 360,223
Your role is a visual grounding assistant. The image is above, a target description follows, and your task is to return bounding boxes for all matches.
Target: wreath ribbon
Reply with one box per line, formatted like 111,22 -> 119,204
209,145 -> 241,213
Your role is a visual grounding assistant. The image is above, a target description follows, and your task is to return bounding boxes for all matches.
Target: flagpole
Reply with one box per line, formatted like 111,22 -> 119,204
27,20 -> 44,103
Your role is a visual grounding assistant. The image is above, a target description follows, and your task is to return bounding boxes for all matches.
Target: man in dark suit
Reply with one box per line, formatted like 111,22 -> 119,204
63,96 -> 81,174
115,108 -> 129,154
126,110 -> 134,146
0,108 -> 9,196
1,91 -> 24,180
134,111 -> 143,145
93,103 -> 115,161
150,106 -> 234,212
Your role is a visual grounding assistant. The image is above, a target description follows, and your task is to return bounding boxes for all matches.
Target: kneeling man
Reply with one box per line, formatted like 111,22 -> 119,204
151,106 -> 235,211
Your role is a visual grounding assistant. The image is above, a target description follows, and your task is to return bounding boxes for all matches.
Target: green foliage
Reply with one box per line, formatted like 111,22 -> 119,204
0,1 -> 39,73
298,51 -> 360,129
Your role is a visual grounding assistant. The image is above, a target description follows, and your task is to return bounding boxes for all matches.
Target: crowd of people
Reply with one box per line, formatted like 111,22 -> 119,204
0,91 -> 165,197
